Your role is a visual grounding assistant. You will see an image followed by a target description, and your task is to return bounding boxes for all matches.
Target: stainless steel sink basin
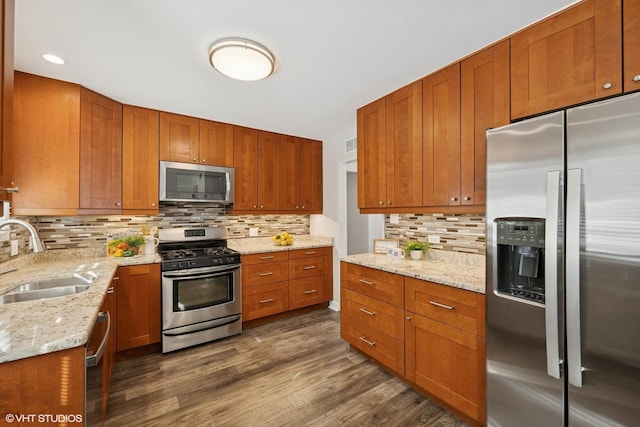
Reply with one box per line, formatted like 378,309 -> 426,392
10,276 -> 93,292
0,285 -> 90,304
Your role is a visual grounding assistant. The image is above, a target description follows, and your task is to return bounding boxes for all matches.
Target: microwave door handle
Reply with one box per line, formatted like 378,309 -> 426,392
545,171 -> 561,379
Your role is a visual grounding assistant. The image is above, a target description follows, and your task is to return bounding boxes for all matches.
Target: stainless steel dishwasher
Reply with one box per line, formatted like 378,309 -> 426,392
85,311 -> 110,426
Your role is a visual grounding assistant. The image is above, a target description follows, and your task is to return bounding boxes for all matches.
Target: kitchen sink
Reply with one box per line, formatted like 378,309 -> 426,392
0,284 -> 91,304
10,276 -> 94,292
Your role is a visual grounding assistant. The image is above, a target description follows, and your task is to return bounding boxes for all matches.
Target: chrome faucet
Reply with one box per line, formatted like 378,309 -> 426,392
0,201 -> 47,253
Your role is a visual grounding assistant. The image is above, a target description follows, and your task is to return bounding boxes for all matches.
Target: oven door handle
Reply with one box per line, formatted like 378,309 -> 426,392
162,265 -> 240,279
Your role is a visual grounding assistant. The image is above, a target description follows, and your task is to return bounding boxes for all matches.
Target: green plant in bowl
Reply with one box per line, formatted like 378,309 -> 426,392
403,241 -> 429,253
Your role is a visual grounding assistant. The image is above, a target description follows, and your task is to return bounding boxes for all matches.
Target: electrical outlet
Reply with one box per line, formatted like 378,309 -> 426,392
10,240 -> 19,256
249,227 -> 259,237
389,214 -> 400,224
427,235 -> 440,244
0,230 -> 9,241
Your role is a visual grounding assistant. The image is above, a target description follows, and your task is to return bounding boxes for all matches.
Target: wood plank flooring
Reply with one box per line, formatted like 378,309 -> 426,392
105,309 -> 469,427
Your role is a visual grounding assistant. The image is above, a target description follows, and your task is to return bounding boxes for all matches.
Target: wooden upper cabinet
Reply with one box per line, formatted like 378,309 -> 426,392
624,0 -> 640,93
423,63 -> 461,207
386,81 -> 422,209
199,119 -> 234,166
122,105 -> 159,213
357,97 -> 386,209
79,87 -> 123,213
298,138 -> 323,213
159,112 -> 199,163
12,72 -> 80,215
279,135 -> 300,211
256,130 -> 280,211
0,0 -> 13,195
511,0 -> 622,119
233,126 -> 259,211
460,40 -> 510,207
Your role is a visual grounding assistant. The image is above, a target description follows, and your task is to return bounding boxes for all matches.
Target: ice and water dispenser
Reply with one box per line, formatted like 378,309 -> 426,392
495,218 -> 546,304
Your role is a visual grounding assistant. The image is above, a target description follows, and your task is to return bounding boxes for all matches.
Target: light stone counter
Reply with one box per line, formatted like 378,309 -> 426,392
341,250 -> 485,294
0,250 -> 161,364
228,234 -> 333,254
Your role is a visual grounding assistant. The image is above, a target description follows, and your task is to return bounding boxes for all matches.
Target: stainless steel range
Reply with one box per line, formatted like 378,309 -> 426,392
158,227 -> 241,353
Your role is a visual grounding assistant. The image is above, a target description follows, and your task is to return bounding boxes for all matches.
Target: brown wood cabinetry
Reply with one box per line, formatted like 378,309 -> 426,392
12,72 -> 80,215
510,0 -> 622,119
79,87 -> 123,214
460,40 -> 510,207
357,81 -> 422,210
279,136 -> 323,213
0,0 -> 13,198
159,112 -> 199,164
242,251 -> 289,321
340,262 -> 405,375
405,278 -> 486,424
199,119 -> 234,166
115,264 -> 161,352
122,105 -> 159,214
288,247 -> 332,309
233,128 -> 280,212
624,0 -> 640,93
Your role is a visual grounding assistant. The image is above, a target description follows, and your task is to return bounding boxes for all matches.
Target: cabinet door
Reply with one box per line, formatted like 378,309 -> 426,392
460,40 -> 510,207
116,264 -> 161,352
122,105 -> 159,213
199,119 -> 234,166
243,281 -> 289,321
12,72 -> 80,215
299,138 -> 323,212
423,63 -> 461,206
159,112 -> 199,163
257,130 -> 280,211
279,134 -> 300,211
79,88 -> 123,213
405,313 -> 482,422
357,97 -> 386,209
289,275 -> 330,310
0,0 -> 13,192
232,126 -> 259,210
386,81 -> 423,208
511,0 -> 622,119
624,0 -> 640,93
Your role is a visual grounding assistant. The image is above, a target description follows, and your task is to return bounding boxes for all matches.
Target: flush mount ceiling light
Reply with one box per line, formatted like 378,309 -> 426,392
42,53 -> 65,65
209,38 -> 275,81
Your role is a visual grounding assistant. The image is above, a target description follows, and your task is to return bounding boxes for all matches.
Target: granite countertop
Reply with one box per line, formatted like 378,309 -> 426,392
341,250 -> 485,294
0,249 -> 160,364
228,235 -> 333,254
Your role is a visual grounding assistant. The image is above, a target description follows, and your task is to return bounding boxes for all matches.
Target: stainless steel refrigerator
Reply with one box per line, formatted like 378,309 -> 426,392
486,92 -> 640,426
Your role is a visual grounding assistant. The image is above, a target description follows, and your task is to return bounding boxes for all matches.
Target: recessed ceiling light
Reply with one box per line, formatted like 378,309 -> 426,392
209,38 -> 275,81
42,54 -> 65,65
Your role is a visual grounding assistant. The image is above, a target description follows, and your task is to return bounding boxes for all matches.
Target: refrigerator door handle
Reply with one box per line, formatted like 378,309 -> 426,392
566,168 -> 583,387
545,170 -> 561,379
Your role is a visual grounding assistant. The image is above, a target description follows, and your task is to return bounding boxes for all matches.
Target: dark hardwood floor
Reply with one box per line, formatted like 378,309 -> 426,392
105,309 -> 469,427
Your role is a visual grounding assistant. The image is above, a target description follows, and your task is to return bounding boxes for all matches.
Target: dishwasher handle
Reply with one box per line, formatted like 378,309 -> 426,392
86,311 -> 110,368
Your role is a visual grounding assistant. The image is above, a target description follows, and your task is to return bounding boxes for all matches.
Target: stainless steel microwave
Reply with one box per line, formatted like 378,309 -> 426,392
159,161 -> 234,204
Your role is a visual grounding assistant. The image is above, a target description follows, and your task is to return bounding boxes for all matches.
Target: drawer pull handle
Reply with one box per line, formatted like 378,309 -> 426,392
304,289 -> 317,295
304,251 -> 317,255
303,265 -> 317,270
429,300 -> 454,310
359,307 -> 375,316
259,256 -> 274,260
359,336 -> 376,347
359,279 -> 375,286
258,272 -> 274,277
259,298 -> 274,304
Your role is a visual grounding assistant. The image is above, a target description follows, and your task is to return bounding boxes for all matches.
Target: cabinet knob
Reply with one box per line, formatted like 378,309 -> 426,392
253,205 -> 257,209
379,201 -> 384,205
193,157 -> 197,162
202,159 -> 206,163
301,205 -> 305,209
634,75 -> 640,82
115,202 -> 121,206
296,206 -> 299,209
463,196 -> 471,201
151,203 -> 156,207
107,287 -> 114,294
450,197 -> 458,202
387,200 -> 391,205
259,205 -> 264,209
406,316 -> 412,321
603,82 -> 613,90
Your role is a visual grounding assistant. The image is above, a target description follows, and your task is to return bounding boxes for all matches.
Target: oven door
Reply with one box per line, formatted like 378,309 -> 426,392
162,264 -> 241,331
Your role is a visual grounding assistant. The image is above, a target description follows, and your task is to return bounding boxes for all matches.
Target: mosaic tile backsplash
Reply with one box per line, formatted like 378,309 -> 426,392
385,213 -> 486,255
0,203 -> 310,262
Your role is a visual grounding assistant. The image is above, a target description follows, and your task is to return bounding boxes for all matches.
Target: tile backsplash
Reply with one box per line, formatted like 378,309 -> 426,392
0,203 -> 309,262
385,213 -> 486,255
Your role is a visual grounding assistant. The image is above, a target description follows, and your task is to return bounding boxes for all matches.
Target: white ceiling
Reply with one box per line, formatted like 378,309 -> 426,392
15,0 -> 577,142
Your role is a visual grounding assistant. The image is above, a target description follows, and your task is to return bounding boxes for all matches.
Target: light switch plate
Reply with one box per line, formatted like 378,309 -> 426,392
249,227 -> 259,237
389,214 -> 400,224
428,235 -> 440,244
10,240 -> 18,256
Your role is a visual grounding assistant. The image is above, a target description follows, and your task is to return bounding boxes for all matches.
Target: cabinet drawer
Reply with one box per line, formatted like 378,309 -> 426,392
242,251 -> 289,265
341,288 -> 404,341
340,317 -> 404,376
289,246 -> 331,260
405,278 -> 482,335
289,255 -> 327,279
341,262 -> 404,307
242,260 -> 289,287
242,281 -> 289,321
289,276 -> 330,309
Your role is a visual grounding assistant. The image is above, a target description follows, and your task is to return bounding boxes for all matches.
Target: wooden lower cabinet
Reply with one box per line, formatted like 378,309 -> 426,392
340,262 -> 486,425
243,281 -> 289,321
115,264 -> 161,352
